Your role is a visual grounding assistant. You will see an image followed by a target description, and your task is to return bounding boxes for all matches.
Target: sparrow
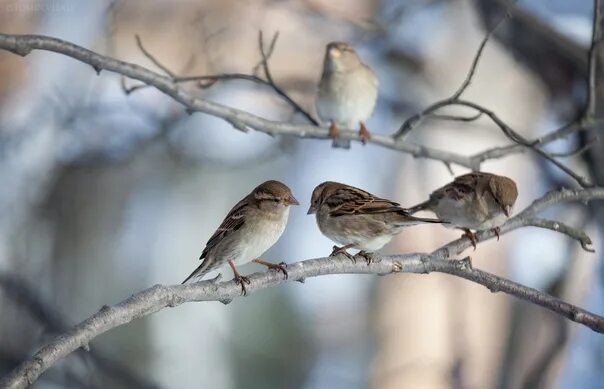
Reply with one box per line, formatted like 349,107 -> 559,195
316,42 -> 379,149
405,172 -> 518,248
307,181 -> 447,263
182,180 -> 299,295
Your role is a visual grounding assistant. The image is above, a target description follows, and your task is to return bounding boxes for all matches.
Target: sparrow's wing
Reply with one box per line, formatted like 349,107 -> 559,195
327,186 -> 401,217
200,197 -> 248,260
431,172 -> 489,202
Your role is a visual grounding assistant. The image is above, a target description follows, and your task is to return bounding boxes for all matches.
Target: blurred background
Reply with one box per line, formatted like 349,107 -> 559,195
0,0 -> 602,388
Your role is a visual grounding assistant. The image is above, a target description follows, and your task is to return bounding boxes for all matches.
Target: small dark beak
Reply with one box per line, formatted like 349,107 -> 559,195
503,205 -> 512,217
287,196 -> 300,206
307,205 -> 316,215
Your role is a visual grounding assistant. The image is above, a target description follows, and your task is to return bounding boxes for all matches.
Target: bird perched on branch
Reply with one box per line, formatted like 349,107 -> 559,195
316,42 -> 378,148
405,172 -> 518,248
308,181 -> 446,263
182,180 -> 299,295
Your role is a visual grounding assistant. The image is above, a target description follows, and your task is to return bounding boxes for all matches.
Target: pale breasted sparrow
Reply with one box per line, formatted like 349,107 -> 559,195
308,181 -> 446,262
406,172 -> 518,248
182,180 -> 299,294
316,42 -> 378,148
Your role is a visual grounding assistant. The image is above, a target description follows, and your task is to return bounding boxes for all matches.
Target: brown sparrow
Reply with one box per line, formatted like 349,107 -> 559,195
316,42 -> 378,148
182,180 -> 299,295
406,172 -> 518,248
308,181 -> 446,262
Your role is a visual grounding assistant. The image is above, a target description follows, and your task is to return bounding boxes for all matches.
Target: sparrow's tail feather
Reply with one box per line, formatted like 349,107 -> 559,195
181,260 -> 212,284
393,212 -> 448,227
404,200 -> 432,215
406,215 -> 447,224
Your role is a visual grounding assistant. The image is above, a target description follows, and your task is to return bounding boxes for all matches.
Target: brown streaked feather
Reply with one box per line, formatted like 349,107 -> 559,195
200,197 -> 248,260
327,186 -> 401,217
406,172 -> 490,214
431,172 -> 493,202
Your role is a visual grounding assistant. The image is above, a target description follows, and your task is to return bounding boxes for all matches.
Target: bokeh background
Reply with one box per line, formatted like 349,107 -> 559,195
0,0 -> 602,388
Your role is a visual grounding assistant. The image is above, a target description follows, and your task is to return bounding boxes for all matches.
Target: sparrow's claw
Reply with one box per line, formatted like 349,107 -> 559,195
461,229 -> 478,250
228,260 -> 251,296
492,227 -> 501,241
357,250 -> 374,265
359,122 -> 371,145
233,274 -> 251,296
330,245 -> 355,262
329,121 -> 341,142
253,259 -> 289,280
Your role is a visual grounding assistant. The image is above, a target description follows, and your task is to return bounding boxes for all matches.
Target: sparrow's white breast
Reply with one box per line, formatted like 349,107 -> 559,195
316,67 -> 378,127
233,207 -> 290,266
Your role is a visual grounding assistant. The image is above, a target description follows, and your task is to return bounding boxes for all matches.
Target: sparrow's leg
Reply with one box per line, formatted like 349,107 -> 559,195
228,260 -> 251,296
253,258 -> 288,280
461,229 -> 478,250
492,227 -> 501,241
359,122 -> 371,144
356,250 -> 375,265
330,244 -> 355,262
329,121 -> 341,142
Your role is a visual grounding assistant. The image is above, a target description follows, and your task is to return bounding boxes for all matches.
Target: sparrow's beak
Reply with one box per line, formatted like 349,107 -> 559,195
503,205 -> 513,217
287,196 -> 300,206
307,205 -> 317,215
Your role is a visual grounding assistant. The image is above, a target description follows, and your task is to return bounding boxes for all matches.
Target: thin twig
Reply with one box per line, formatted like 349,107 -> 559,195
394,6 -> 512,139
546,137 -> 598,158
252,30 -> 279,75
525,218 -> 595,252
134,34 -> 175,78
586,0 -> 602,120
470,120 -> 600,164
453,100 -> 593,187
128,31 -> 320,125
255,31 -> 318,124
451,8 -> 512,99
428,111 -> 483,122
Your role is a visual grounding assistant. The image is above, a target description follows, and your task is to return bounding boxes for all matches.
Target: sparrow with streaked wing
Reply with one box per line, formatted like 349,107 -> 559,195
316,42 -> 378,148
182,180 -> 299,295
405,172 -> 518,248
308,181 -> 447,263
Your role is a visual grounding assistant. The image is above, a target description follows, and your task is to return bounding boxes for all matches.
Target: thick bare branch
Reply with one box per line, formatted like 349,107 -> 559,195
2,187 -> 604,388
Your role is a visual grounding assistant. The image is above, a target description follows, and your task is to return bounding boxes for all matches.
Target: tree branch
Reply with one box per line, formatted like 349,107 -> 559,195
390,1 -> 593,187
394,7 -> 511,138
0,275 -> 161,389
0,32 -> 594,184
586,0 -> 603,120
0,33 -> 484,168
452,100 -> 593,187
1,187 -> 604,388
126,31 -> 320,125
